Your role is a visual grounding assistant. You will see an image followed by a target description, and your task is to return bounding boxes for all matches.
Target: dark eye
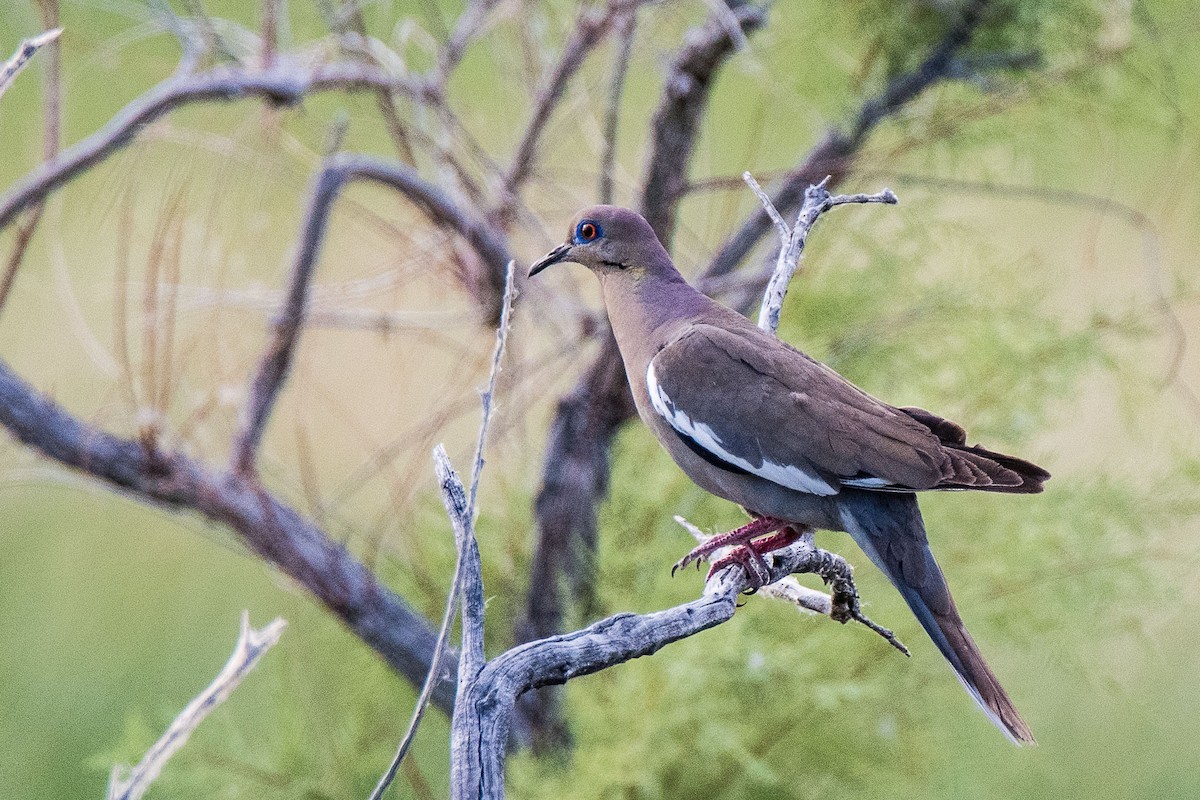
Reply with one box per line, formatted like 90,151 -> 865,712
576,220 -> 601,242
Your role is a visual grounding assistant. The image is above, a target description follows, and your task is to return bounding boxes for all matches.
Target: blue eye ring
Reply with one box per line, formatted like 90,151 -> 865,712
575,220 -> 601,243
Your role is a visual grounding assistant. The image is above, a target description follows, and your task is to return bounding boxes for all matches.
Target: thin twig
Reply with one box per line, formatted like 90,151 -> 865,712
370,263 -> 517,800
0,16 -> 61,317
599,8 -> 637,205
702,0 -> 1001,282
500,1 -> 631,211
107,612 -> 286,800
0,27 -> 61,101
435,0 -> 504,86
468,260 -> 517,517
748,173 -> 896,333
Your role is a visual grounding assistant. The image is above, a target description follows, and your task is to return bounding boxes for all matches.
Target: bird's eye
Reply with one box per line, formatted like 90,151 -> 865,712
576,221 -> 601,243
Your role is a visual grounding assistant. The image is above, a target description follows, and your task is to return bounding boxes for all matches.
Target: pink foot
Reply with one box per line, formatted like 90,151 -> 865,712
704,526 -> 807,588
672,516 -> 788,576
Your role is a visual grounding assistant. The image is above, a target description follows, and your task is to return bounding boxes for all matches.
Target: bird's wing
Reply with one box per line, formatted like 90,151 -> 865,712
646,323 -> 1037,494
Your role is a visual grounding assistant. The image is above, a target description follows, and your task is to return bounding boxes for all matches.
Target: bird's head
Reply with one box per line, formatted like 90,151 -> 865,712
528,205 -> 673,279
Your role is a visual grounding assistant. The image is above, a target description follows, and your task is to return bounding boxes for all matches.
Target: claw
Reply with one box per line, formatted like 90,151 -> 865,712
705,544 -> 772,588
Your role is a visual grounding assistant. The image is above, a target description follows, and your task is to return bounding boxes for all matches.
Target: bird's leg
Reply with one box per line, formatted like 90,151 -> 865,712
671,515 -> 788,576
703,524 -> 808,587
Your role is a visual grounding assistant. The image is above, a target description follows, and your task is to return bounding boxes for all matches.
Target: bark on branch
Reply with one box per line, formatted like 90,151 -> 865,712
456,530 -> 894,799
0,349 -> 456,714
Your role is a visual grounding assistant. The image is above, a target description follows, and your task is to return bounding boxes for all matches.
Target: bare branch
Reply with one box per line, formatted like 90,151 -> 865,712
500,1 -> 631,208
0,358 -> 456,712
702,0 -> 998,282
232,154 -> 513,475
0,13 -> 61,318
638,1 -> 765,246
456,535 -> 886,799
435,0 -> 504,86
339,4 -> 419,165
107,612 -> 286,800
749,173 -> 896,333
371,263 -> 516,800
599,9 -> 637,205
0,63 -> 435,233
0,27 -> 60,101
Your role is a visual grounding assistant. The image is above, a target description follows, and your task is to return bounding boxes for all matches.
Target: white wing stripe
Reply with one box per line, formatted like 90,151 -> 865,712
646,361 -> 837,496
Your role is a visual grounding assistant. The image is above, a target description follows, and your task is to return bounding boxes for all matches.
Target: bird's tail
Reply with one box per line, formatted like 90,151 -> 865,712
838,491 -> 1035,745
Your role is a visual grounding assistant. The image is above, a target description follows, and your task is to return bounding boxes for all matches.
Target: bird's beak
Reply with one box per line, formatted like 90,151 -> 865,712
528,244 -> 572,278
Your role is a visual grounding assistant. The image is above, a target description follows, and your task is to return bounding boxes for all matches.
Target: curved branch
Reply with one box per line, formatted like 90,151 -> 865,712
0,358 -> 456,713
0,62 -> 433,233
232,153 -> 513,474
701,0 -> 996,282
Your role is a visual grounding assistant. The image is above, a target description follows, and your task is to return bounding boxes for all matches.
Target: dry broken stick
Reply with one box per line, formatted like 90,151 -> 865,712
106,612 -> 286,800
0,27 -> 61,101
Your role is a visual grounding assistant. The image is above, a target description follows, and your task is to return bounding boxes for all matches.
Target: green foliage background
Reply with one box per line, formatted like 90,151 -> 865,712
1,1 -> 1198,798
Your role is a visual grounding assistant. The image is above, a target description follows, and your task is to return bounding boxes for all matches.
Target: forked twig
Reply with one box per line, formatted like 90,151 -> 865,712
747,172 -> 896,334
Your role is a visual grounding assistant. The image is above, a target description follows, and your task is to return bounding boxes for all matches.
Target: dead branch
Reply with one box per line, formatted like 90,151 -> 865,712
0,63 -> 434,233
454,526 -> 895,800
0,12 -> 61,318
0,358 -> 456,712
500,1 -> 635,210
232,153 -> 513,474
107,612 -> 286,800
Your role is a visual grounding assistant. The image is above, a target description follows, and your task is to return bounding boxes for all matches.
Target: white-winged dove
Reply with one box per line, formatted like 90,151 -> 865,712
530,205 -> 1048,745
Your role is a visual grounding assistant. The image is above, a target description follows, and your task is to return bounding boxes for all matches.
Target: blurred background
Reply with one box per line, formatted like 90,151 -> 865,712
1,0 -> 1198,797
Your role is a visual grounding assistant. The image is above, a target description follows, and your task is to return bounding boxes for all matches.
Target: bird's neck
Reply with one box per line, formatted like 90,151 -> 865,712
599,268 -> 715,366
